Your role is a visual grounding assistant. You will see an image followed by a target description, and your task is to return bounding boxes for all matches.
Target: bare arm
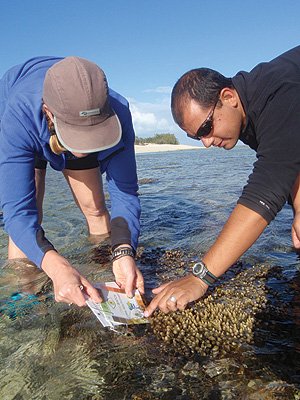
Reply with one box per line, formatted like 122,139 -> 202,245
145,204 -> 268,316
202,204 -> 268,277
290,174 -> 300,249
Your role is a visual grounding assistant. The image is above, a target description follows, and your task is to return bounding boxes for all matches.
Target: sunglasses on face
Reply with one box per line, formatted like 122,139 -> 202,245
187,99 -> 219,141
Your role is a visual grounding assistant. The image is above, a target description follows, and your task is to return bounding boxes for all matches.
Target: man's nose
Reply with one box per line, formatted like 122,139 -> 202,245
201,136 -> 214,148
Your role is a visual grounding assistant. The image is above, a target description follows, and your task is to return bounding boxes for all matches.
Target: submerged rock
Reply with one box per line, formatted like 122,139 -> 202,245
138,178 -> 158,185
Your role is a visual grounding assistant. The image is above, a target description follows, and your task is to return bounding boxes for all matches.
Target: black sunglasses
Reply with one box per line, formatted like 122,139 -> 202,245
187,99 -> 219,140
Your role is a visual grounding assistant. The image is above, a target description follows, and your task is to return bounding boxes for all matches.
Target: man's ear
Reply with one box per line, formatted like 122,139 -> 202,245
42,104 -> 54,122
219,88 -> 239,108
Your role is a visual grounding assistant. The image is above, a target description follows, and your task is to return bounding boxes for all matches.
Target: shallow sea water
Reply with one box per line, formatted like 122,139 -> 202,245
1,146 -> 300,399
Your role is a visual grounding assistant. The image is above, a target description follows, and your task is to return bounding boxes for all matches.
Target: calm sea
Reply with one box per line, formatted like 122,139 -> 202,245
0,146 -> 300,399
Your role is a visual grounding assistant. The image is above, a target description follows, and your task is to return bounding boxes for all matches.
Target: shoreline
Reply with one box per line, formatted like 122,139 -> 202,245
134,143 -> 202,154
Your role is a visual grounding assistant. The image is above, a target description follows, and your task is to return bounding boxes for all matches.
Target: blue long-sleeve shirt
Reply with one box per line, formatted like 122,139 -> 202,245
0,56 -> 140,267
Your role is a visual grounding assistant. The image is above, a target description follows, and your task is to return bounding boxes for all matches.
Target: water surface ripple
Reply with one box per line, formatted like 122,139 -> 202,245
1,146 -> 300,399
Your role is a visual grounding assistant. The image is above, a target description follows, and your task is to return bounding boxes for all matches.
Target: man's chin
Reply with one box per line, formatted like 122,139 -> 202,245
224,140 -> 238,150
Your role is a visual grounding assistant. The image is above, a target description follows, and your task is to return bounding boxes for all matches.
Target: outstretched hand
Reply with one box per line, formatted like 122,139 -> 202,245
41,250 -> 102,306
144,274 -> 208,317
113,256 -> 144,298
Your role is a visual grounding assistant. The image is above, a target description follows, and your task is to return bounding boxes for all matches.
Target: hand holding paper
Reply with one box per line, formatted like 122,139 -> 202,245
86,282 -> 148,328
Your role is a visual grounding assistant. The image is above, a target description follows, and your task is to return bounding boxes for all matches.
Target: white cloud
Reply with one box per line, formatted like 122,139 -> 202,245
143,86 -> 172,94
129,96 -> 177,136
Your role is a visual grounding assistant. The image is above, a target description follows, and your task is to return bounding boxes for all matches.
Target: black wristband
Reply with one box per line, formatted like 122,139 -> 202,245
111,246 -> 135,262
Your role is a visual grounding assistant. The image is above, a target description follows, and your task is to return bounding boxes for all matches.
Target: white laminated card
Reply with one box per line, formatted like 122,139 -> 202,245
86,282 -> 148,328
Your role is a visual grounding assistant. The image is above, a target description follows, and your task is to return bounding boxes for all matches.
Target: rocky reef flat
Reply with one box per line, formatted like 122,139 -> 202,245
1,246 -> 300,399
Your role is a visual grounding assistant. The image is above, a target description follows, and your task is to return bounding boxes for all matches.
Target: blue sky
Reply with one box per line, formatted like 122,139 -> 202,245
1,0 -> 300,144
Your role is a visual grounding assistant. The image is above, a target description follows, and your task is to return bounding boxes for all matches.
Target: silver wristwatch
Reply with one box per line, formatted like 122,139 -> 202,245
192,261 -> 217,286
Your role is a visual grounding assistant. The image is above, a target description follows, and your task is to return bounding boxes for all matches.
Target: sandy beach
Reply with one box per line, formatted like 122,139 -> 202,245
134,143 -> 202,153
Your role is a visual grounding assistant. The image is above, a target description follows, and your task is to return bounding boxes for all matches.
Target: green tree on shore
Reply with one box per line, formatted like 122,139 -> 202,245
135,133 -> 179,145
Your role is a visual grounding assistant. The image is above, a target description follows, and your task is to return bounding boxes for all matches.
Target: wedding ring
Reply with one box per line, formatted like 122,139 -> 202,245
169,295 -> 177,303
79,285 -> 84,291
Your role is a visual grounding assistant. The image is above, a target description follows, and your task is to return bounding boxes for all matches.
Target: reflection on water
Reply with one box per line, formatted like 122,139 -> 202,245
1,146 -> 300,399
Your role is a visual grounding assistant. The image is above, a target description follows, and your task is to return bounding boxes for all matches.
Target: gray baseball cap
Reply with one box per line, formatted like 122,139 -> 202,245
43,56 -> 122,153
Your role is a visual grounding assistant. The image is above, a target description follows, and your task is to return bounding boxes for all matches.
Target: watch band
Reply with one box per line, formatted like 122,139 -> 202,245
111,246 -> 135,262
192,261 -> 217,286
200,273 -> 217,286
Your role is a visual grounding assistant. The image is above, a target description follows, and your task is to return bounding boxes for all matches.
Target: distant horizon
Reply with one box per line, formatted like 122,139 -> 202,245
134,140 -> 246,145
134,133 -> 247,148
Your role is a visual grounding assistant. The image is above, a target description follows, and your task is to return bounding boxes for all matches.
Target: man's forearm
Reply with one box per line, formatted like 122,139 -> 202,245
203,204 -> 268,277
291,174 -> 300,213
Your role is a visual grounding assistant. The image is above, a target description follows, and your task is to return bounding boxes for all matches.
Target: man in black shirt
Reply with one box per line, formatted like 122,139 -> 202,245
145,45 -> 300,317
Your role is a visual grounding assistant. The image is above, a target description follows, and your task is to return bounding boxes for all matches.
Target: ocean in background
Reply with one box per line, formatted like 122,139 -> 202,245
0,146 -> 300,399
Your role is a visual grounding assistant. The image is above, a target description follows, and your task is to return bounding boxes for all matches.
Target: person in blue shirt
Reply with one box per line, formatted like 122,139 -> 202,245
0,56 -> 144,306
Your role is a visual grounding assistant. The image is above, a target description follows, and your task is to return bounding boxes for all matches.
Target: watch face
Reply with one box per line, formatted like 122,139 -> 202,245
193,262 -> 206,277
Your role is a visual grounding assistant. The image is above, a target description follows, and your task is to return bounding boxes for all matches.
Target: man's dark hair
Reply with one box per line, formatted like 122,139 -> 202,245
171,68 -> 233,126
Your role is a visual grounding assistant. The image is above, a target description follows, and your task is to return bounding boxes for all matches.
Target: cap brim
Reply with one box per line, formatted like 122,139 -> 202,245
54,112 -> 122,153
